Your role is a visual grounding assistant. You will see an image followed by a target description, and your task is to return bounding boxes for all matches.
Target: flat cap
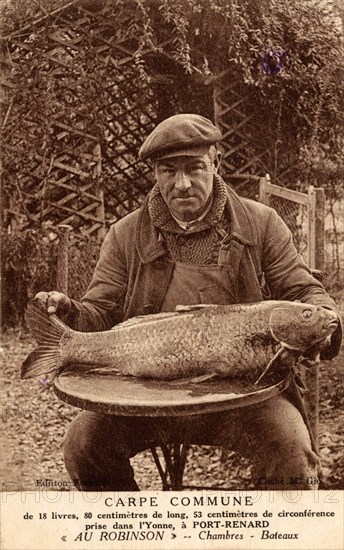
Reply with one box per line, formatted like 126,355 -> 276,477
139,113 -> 222,161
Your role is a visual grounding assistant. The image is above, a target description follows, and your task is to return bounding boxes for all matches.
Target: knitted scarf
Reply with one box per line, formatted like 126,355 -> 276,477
148,174 -> 230,264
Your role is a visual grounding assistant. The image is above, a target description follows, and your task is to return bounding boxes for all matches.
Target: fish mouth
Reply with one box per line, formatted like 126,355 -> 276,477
325,319 -> 339,331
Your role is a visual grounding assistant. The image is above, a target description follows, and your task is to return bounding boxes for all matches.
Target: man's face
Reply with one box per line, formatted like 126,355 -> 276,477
154,153 -> 217,222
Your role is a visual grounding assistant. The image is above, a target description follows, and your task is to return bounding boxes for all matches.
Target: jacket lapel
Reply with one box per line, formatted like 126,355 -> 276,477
219,186 -> 262,301
223,185 -> 257,246
136,195 -> 166,264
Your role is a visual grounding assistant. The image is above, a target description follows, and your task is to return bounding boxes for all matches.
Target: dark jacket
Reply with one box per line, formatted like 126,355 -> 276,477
67,185 -> 341,359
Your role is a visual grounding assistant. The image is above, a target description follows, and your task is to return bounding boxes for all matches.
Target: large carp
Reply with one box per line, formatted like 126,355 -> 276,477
21,299 -> 338,382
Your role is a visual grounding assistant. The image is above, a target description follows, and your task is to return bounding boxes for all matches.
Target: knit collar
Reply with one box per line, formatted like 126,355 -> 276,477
170,195 -> 213,230
148,174 -> 228,234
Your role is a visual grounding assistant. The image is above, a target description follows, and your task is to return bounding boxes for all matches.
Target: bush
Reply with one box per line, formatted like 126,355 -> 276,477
1,226 -> 58,329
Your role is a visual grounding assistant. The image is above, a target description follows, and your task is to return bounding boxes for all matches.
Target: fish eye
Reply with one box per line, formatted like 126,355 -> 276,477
302,309 -> 313,319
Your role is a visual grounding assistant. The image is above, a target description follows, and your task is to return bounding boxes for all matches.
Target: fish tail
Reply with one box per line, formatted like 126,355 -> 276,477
21,299 -> 71,379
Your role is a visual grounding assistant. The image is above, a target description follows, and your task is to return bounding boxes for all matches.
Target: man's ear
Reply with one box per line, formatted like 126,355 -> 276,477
214,151 -> 222,173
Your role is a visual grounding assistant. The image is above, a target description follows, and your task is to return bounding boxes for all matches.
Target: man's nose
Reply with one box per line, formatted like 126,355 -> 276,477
174,171 -> 192,191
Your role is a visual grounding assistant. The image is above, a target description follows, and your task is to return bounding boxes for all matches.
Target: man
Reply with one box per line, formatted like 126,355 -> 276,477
36,114 -> 341,491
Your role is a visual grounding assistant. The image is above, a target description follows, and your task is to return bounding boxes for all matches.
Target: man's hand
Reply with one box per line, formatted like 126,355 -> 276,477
34,291 -> 72,316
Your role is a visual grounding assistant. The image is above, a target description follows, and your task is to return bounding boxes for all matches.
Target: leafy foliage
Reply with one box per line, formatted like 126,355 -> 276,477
1,0 -> 342,190
1,226 -> 102,329
1,227 -> 58,328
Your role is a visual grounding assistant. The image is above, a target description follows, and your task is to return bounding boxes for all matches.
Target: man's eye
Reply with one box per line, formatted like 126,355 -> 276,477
189,165 -> 203,172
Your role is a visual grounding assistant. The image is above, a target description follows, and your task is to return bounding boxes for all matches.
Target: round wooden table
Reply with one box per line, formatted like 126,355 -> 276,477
54,366 -> 291,489
54,365 -> 290,416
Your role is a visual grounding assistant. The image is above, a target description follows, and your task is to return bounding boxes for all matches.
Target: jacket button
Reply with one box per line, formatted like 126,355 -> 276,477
177,235 -> 187,244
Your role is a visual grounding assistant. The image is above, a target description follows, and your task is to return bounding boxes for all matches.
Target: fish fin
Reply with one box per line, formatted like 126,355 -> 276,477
189,373 -> 218,384
168,373 -> 218,386
175,304 -> 218,312
21,347 -> 64,379
21,299 -> 70,379
84,367 -> 120,375
113,310 -> 188,329
111,304 -> 218,330
254,346 -> 285,386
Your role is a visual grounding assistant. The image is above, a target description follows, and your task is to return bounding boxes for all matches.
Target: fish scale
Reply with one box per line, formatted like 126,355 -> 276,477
21,299 -> 339,382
